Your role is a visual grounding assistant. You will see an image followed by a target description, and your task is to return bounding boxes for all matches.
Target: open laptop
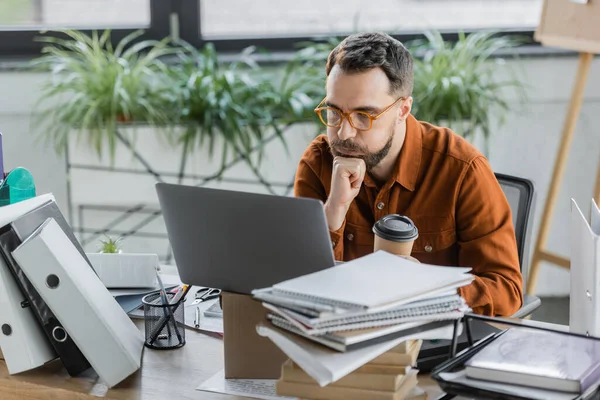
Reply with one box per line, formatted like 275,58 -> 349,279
155,183 -> 336,294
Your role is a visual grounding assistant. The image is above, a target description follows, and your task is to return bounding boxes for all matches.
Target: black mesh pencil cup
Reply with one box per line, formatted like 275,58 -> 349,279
142,292 -> 185,350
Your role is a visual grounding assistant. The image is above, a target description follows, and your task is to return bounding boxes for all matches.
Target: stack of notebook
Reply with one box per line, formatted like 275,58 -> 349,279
253,251 -> 473,353
253,251 -> 474,397
275,340 -> 428,400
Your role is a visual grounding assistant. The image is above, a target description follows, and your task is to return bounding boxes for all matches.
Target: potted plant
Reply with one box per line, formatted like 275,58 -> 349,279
87,235 -> 159,289
408,30 -> 529,154
165,40 -> 320,176
29,29 -> 178,162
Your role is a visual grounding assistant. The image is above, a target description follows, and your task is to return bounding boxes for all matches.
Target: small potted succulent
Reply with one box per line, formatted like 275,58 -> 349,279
87,235 -> 159,289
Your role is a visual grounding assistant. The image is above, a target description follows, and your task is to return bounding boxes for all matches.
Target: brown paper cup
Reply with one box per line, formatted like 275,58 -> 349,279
373,234 -> 415,256
372,214 -> 418,258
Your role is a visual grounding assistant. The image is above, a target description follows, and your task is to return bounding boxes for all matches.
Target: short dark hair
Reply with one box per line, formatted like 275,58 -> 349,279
326,32 -> 414,96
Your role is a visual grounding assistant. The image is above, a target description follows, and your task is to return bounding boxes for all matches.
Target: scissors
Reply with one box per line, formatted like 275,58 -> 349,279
191,287 -> 221,305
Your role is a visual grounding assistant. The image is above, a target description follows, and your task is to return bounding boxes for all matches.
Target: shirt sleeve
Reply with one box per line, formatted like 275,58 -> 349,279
294,150 -> 345,261
455,156 -> 523,316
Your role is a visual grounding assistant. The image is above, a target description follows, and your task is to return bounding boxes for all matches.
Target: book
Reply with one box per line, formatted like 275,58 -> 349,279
389,340 -> 418,354
260,251 -> 473,313
281,359 -> 410,392
256,322 -> 459,386
370,340 -> 423,366
268,313 -> 445,352
464,327 -> 600,393
350,362 -> 412,376
276,372 -> 418,400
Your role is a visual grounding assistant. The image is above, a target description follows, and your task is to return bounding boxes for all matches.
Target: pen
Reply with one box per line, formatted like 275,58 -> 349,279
194,306 -> 200,329
151,268 -> 183,344
170,284 -> 189,305
154,269 -> 173,338
149,285 -> 192,344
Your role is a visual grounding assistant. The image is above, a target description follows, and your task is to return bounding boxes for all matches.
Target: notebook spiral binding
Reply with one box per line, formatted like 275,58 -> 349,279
306,300 -> 467,329
271,288 -> 365,311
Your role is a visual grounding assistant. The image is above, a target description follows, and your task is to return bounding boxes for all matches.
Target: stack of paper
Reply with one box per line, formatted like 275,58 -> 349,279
252,251 -> 472,392
253,251 -> 472,352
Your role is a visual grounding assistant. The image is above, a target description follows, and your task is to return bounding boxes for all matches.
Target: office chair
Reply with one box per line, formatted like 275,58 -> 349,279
494,173 -> 541,318
430,175 -> 543,399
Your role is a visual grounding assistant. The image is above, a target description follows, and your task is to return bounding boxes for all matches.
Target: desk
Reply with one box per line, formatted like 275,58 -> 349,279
0,320 -> 446,400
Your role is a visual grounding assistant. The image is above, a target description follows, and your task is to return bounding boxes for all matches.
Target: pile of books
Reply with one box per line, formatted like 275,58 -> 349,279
276,340 -> 427,400
252,250 -> 474,398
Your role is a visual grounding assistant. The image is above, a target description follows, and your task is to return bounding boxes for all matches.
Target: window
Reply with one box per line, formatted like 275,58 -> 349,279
0,0 -> 167,57
0,0 -> 541,57
0,0 -> 151,28
199,0 -> 543,39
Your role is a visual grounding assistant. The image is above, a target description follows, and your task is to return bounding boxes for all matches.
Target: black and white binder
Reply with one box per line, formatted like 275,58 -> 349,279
0,225 -> 92,376
12,217 -> 144,388
0,255 -> 57,374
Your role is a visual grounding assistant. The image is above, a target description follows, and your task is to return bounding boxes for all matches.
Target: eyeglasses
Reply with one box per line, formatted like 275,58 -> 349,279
314,96 -> 406,131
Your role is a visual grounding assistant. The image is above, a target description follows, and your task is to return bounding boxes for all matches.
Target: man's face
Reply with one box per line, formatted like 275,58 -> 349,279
325,66 -> 405,171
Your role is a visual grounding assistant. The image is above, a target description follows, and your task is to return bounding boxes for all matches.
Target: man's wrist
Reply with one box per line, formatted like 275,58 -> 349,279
324,201 -> 348,231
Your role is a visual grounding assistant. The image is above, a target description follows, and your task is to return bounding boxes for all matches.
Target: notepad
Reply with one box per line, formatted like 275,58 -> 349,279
267,251 -> 473,313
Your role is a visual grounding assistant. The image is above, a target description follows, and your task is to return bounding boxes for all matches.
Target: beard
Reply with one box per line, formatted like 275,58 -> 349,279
329,129 -> 394,171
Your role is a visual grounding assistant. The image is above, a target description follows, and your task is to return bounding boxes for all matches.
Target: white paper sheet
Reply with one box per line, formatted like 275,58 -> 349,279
196,369 -> 293,400
257,322 -> 459,387
183,290 -> 224,335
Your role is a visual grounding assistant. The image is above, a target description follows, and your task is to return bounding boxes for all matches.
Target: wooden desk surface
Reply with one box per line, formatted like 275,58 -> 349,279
0,322 -> 444,400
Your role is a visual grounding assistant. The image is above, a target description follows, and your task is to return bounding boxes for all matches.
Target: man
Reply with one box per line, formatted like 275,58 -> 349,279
294,32 -> 522,316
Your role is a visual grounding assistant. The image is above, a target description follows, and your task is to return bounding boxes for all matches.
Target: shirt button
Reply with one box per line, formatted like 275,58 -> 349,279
425,244 -> 433,253
347,233 -> 354,241
376,202 -> 385,210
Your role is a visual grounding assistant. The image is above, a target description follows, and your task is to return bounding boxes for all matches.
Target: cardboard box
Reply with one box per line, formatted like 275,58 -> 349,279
221,291 -> 287,378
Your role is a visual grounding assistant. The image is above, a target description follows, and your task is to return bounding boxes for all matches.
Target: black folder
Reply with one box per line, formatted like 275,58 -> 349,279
0,203 -> 92,376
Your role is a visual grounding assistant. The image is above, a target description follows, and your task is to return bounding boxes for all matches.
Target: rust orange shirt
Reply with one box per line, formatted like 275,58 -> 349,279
294,114 -> 523,316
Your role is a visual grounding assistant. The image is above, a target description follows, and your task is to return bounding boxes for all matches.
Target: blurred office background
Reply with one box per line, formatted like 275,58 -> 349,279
1,0 -> 598,323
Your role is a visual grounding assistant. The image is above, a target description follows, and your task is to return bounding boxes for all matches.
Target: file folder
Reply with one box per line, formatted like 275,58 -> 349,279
0,255 -> 56,374
0,225 -> 91,376
12,217 -> 145,388
570,198 -> 600,336
11,198 -> 94,271
0,193 -> 90,375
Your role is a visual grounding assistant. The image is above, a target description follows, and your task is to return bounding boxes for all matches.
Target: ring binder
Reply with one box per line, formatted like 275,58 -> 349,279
0,225 -> 92,376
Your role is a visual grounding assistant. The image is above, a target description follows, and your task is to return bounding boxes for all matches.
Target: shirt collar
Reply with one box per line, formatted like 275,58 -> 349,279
363,114 -> 422,191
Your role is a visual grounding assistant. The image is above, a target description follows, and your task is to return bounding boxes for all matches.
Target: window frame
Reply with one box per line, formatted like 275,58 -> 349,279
0,0 -> 171,57
0,0 -> 542,59
177,0 -> 539,54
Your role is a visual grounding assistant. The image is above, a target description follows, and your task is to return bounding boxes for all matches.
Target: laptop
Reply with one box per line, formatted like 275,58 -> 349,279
155,183 -> 336,294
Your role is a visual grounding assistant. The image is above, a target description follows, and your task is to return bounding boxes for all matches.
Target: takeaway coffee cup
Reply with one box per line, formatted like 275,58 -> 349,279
372,214 -> 419,257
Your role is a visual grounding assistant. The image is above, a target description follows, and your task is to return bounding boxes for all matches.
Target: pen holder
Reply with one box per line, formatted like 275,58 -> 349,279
142,292 -> 185,350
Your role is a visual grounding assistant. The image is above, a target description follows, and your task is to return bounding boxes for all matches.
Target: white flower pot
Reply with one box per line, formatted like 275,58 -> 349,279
87,253 -> 158,289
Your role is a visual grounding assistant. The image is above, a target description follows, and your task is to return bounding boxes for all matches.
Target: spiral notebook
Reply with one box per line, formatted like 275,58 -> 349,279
256,251 -> 473,314
263,300 -> 469,335
267,315 -> 451,352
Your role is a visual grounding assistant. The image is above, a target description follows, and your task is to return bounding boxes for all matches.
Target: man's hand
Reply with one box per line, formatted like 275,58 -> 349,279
324,157 -> 366,231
